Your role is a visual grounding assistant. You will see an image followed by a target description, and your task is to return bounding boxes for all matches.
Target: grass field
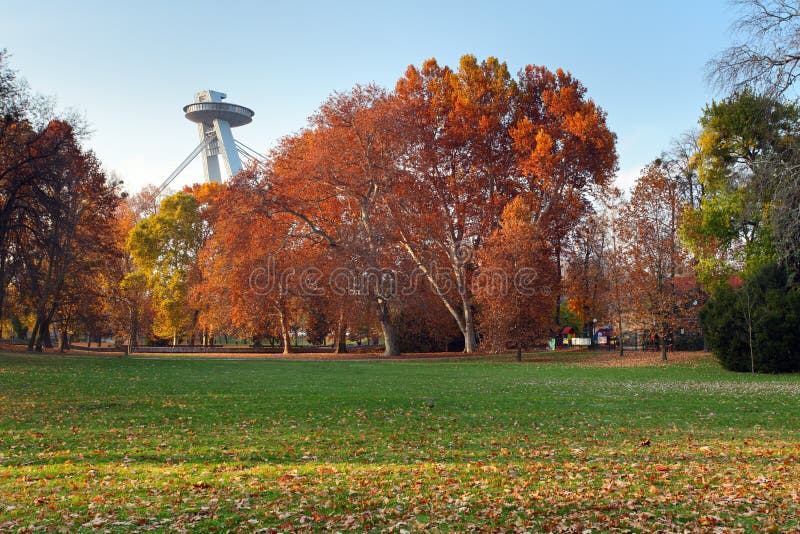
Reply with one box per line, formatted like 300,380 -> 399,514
1,351 -> 799,532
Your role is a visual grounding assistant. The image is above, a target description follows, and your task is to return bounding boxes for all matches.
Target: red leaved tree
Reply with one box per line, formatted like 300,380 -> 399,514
391,56 -> 617,352
621,163 -> 687,361
512,66 -> 618,326
475,196 -> 557,360
197,173 -> 306,353
266,85 -> 405,355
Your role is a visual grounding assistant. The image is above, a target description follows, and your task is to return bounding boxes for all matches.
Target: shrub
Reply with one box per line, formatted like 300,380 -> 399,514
700,264 -> 800,373
673,332 -> 705,351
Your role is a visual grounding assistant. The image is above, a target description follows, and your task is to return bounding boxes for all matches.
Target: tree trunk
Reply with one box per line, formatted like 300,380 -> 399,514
0,250 -> 14,343
278,306 -> 293,355
661,323 -> 668,362
28,318 -> 40,352
333,307 -> 348,354
554,243 -> 562,325
125,332 -> 133,355
43,328 -> 53,348
516,346 -> 522,362
59,326 -> 69,353
30,296 -> 52,352
462,301 -> 477,353
377,298 -> 400,356
381,317 -> 400,357
744,289 -> 755,373
281,328 -> 292,354
35,318 -> 51,352
127,307 -> 139,353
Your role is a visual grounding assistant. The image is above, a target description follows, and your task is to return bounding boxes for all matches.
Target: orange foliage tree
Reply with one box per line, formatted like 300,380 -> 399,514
391,56 -> 516,353
196,173 -> 308,353
391,55 -> 616,352
475,196 -> 557,360
512,66 -> 618,325
265,85 -> 405,355
563,211 -> 610,339
621,163 -> 688,361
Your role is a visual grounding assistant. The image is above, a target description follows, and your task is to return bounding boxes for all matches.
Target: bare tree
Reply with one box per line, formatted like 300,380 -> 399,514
709,0 -> 800,97
661,130 -> 704,210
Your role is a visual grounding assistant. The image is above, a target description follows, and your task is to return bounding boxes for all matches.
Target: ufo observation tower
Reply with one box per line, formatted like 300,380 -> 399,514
157,90 -> 265,194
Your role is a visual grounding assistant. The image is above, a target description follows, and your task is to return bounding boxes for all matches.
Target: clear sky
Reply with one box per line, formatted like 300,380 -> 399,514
4,0 -> 737,194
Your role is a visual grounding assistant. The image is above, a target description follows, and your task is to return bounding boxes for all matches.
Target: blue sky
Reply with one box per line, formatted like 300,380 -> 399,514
4,0 -> 737,194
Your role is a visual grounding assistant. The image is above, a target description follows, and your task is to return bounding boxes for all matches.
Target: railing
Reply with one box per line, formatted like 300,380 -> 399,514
183,102 -> 254,117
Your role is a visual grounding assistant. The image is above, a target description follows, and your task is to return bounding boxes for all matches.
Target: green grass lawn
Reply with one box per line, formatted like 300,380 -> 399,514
1,352 -> 799,531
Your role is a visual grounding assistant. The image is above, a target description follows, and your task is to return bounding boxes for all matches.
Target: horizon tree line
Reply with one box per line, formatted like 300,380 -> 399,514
7,1 -> 800,369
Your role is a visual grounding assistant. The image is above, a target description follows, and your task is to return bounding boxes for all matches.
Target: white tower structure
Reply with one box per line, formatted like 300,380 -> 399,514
157,90 -> 258,194
183,90 -> 254,183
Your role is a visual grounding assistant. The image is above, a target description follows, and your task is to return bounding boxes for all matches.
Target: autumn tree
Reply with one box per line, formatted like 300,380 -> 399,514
127,192 -> 205,346
18,130 -> 121,351
104,190 -> 157,351
392,56 -> 616,352
622,163 -> 688,361
475,196 -> 557,360
0,53 -> 94,338
54,168 -> 124,351
0,52 -> 126,350
197,173 -> 315,353
266,85 -> 405,355
127,183 -> 161,219
389,56 -> 516,353
563,211 -> 610,340
512,65 -> 618,326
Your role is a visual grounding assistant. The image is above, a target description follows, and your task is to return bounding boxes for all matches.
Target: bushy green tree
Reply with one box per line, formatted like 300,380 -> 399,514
682,92 -> 799,289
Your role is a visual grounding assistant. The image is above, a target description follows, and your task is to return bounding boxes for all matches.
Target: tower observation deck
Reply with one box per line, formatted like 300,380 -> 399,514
157,90 -> 263,195
184,90 -> 254,183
